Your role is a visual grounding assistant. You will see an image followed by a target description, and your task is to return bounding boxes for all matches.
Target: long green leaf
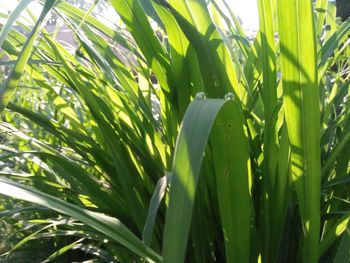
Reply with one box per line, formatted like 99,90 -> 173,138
162,96 -> 251,262
0,177 -> 161,263
333,220 -> 350,263
277,0 -> 321,262
0,0 -> 58,111
257,0 -> 279,260
161,0 -> 248,102
0,0 -> 33,47
210,97 -> 252,263
162,97 -> 225,263
109,0 -> 172,93
142,172 -> 170,245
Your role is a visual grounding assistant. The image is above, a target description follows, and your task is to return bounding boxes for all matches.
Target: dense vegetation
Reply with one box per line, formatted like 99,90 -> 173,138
0,0 -> 349,262
336,0 -> 350,21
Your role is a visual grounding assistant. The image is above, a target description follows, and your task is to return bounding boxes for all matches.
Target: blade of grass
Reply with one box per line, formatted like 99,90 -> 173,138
333,220 -> 350,263
41,238 -> 85,263
321,213 -> 350,256
162,97 -> 226,263
0,0 -> 58,111
142,172 -> 170,245
0,0 -> 33,47
319,18 -> 350,70
0,177 -> 162,263
163,96 -> 252,262
159,0 -> 248,102
277,0 -> 321,262
315,0 -> 328,39
257,0 -> 279,259
210,98 -> 252,263
109,0 -> 173,93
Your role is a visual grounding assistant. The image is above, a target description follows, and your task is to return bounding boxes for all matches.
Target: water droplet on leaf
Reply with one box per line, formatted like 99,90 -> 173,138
224,92 -> 234,101
195,92 -> 206,99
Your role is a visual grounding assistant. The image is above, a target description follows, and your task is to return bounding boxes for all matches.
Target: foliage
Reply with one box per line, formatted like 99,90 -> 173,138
0,0 -> 349,262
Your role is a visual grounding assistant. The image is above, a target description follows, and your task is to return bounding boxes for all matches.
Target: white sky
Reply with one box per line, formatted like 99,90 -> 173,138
0,0 -> 259,31
228,0 -> 259,31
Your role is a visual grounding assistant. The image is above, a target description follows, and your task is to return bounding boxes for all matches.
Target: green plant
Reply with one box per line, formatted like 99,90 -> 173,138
0,0 -> 349,262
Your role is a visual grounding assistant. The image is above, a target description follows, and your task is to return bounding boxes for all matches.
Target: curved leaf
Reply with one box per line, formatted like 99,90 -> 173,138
163,97 -> 252,263
0,177 -> 162,263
